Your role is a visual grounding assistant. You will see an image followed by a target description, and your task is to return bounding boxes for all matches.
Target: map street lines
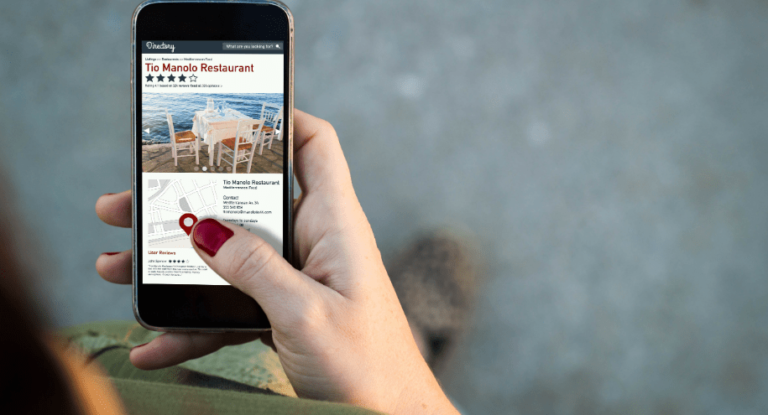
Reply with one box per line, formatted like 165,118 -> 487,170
146,178 -> 217,248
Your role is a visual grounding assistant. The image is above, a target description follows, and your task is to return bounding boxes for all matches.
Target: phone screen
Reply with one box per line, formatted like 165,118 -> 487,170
139,40 -> 285,285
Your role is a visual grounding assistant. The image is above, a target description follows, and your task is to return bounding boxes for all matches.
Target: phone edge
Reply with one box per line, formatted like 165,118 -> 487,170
130,0 -> 294,333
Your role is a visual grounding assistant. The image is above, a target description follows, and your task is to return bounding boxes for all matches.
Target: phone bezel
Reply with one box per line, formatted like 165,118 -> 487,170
131,0 -> 294,332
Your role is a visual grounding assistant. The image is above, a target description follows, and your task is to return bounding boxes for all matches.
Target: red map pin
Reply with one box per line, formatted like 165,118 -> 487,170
179,213 -> 198,236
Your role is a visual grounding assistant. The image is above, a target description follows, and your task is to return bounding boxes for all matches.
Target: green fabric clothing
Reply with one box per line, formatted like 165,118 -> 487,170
108,376 -> 376,415
62,321 -> 381,415
61,321 -> 293,396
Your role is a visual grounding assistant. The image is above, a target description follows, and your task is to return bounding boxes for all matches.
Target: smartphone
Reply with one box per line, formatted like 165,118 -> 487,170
131,0 -> 293,331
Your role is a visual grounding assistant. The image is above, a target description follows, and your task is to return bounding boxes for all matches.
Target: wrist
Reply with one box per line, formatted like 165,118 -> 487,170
393,389 -> 459,415
389,369 -> 460,415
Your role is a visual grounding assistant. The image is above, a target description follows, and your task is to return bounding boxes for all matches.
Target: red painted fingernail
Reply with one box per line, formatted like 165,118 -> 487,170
104,193 -> 115,196
192,219 -> 234,257
132,343 -> 148,351
103,252 -> 121,256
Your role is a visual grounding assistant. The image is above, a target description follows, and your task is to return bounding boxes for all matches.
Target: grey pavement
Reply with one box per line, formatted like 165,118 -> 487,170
1,1 -> 767,414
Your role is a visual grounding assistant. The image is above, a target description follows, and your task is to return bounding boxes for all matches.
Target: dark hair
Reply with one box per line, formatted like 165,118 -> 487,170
0,178 -> 83,414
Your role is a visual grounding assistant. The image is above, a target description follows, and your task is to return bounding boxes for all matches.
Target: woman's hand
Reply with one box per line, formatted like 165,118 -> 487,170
95,110 -> 459,414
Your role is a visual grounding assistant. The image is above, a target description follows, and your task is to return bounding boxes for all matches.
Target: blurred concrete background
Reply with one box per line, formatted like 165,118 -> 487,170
1,0 -> 767,413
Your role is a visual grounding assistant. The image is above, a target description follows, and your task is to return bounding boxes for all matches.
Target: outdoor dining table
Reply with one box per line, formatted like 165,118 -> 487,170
192,108 -> 254,166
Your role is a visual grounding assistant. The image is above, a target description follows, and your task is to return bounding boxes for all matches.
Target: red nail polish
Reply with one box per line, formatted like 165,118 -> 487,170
193,219 -> 234,257
103,252 -> 121,256
105,193 -> 115,196
132,343 -> 148,351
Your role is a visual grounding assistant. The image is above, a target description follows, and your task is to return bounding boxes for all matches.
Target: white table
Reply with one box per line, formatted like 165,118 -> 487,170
192,108 -> 253,166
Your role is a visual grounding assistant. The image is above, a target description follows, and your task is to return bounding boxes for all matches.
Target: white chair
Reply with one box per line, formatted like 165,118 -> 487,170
217,119 -> 263,173
258,104 -> 283,154
166,110 -> 198,166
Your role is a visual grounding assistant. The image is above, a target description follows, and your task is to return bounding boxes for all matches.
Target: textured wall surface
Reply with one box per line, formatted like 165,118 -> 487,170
1,1 -> 767,414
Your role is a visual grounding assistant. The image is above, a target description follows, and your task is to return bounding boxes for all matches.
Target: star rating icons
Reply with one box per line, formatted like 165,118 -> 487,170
145,73 -> 198,84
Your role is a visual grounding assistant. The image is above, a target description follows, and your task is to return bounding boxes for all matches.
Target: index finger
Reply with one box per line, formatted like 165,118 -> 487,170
293,109 -> 354,196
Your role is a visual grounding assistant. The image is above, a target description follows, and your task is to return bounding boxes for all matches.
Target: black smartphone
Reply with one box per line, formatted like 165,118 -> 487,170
131,0 -> 293,331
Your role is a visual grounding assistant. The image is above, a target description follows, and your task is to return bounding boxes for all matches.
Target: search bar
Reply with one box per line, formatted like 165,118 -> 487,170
222,42 -> 283,52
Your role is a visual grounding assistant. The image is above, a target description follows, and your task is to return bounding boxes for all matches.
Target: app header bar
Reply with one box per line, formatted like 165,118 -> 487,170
142,41 -> 284,54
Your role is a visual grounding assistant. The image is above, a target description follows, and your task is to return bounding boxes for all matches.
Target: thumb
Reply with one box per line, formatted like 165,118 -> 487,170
190,218 -> 315,323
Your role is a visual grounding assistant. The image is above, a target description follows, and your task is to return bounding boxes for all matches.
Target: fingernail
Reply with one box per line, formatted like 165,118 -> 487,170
105,193 -> 115,196
131,343 -> 148,351
103,252 -> 121,256
192,219 -> 234,257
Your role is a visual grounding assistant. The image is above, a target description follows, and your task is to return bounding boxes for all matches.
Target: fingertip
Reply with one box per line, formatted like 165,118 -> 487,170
128,335 -> 174,370
128,342 -> 153,370
95,191 -> 120,212
95,194 -> 108,217
95,250 -> 132,284
96,190 -> 132,228
190,218 -> 236,257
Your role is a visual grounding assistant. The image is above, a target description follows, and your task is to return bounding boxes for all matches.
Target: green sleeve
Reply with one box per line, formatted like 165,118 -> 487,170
62,321 -> 382,415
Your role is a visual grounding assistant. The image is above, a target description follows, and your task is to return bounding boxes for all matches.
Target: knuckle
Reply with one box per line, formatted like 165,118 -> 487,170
226,237 -> 275,284
290,294 -> 328,334
318,119 -> 338,138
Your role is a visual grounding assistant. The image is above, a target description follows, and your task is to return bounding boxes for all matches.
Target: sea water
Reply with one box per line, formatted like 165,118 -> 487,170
142,93 -> 283,144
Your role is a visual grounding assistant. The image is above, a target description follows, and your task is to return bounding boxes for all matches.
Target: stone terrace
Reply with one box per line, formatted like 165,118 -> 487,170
142,141 -> 283,174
